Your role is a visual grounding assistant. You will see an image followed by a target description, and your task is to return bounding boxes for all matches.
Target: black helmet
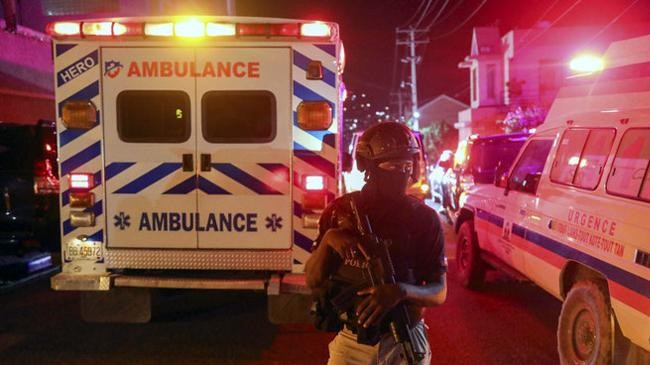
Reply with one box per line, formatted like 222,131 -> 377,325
356,122 -> 420,174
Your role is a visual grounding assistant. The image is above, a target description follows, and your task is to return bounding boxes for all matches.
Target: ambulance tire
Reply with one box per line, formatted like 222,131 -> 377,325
558,280 -> 612,365
456,221 -> 485,290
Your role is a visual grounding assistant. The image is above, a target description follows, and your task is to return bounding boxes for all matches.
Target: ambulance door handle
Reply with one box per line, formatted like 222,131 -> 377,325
182,154 -> 194,172
200,154 -> 212,172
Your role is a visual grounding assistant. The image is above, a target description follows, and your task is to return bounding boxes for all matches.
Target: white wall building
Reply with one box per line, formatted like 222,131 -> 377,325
456,23 -> 650,141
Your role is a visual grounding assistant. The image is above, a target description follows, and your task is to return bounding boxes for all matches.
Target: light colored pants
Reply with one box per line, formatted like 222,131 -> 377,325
327,321 -> 432,365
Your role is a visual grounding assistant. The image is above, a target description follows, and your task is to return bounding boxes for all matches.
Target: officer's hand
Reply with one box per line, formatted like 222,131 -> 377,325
355,283 -> 406,328
323,228 -> 358,259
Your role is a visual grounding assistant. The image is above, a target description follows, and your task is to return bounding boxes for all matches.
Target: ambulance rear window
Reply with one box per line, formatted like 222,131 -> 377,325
117,90 -> 191,143
202,90 -> 276,143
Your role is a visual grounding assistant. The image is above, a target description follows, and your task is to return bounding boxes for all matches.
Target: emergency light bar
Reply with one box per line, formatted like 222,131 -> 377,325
46,19 -> 334,40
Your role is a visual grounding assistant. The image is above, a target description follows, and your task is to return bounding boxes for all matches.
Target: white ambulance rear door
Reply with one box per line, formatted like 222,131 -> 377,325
195,47 -> 292,249
101,47 -> 197,248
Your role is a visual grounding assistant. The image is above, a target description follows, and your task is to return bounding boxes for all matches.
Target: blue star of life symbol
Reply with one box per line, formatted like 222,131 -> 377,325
114,212 -> 130,230
265,214 -> 283,232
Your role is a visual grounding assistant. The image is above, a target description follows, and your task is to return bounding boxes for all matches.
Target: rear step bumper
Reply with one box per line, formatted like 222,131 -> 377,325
51,272 -> 310,295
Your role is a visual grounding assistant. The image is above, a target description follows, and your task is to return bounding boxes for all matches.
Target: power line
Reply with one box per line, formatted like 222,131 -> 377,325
515,0 -> 560,48
413,0 -> 436,29
401,0 -> 429,28
582,0 -> 640,47
432,0 -> 465,26
430,0 -> 488,39
423,0 -> 450,31
517,0 -> 584,52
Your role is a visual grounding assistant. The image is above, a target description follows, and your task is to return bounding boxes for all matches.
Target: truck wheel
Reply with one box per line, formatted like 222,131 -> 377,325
456,221 -> 485,289
558,280 -> 612,365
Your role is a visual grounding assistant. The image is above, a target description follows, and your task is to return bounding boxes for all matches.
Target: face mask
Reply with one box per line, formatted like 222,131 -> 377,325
372,168 -> 411,199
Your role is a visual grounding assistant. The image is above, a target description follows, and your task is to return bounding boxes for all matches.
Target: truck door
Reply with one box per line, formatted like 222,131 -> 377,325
195,48 -> 292,249
102,47 -> 197,248
501,139 -> 554,273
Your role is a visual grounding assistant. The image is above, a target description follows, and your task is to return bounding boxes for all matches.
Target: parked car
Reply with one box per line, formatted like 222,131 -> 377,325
0,121 -> 59,254
429,149 -> 454,204
343,128 -> 431,200
442,132 -> 529,223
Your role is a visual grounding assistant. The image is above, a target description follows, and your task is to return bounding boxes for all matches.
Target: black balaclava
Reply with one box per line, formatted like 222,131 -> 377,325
365,161 -> 412,203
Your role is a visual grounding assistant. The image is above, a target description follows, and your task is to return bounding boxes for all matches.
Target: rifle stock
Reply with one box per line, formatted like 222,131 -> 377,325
349,196 -> 425,365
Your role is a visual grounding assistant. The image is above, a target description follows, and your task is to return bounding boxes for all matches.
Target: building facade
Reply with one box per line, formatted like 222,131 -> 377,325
417,94 -> 467,159
456,24 -> 650,141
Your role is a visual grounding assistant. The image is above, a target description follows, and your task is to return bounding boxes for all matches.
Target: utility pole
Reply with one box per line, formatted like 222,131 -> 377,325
396,28 -> 428,131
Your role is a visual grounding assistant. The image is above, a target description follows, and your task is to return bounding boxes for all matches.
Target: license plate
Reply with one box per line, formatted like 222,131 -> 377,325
65,240 -> 103,261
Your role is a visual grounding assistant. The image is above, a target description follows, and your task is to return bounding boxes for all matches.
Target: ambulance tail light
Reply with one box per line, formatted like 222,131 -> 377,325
305,175 -> 325,191
302,175 -> 327,212
62,101 -> 97,129
70,191 -> 94,208
69,173 -> 95,226
70,173 -> 94,190
300,22 -> 331,38
297,101 -> 332,130
70,211 -> 96,227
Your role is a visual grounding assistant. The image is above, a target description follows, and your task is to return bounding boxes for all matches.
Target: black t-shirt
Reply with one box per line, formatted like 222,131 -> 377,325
313,186 -> 447,286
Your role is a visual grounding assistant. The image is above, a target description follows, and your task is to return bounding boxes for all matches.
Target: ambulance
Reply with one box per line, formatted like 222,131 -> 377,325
47,16 -> 345,323
456,35 -> 650,364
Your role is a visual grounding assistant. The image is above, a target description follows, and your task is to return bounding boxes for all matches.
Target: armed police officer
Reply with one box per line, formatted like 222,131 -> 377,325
305,122 -> 447,365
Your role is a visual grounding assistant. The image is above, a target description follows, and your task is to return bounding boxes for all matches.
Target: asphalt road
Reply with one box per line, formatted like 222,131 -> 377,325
0,210 -> 561,365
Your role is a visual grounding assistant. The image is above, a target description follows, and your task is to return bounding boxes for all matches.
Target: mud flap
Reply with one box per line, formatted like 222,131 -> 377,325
613,315 -> 650,365
267,293 -> 313,324
81,287 -> 151,323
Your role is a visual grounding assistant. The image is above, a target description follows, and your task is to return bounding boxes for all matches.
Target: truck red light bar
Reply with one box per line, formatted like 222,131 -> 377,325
70,173 -> 94,190
46,20 -> 333,40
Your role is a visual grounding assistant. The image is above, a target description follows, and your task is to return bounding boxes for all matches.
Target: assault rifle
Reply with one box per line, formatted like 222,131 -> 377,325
349,196 -> 424,365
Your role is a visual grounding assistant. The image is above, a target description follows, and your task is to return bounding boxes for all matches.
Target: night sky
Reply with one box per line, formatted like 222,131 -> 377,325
6,0 -> 650,112
236,0 -> 650,109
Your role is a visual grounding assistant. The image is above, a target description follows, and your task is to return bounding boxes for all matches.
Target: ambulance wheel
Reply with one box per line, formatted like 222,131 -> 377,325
558,280 -> 612,365
456,220 -> 485,289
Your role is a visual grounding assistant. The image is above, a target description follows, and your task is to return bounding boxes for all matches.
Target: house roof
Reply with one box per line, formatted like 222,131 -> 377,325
471,27 -> 501,57
419,94 -> 468,112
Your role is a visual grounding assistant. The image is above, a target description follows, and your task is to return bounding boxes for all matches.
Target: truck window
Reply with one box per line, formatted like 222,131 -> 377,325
550,129 -> 589,184
202,90 -> 276,143
470,138 -> 525,184
607,128 -> 650,201
117,90 -> 191,143
573,129 -> 616,189
508,139 -> 553,194
551,128 -> 616,189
